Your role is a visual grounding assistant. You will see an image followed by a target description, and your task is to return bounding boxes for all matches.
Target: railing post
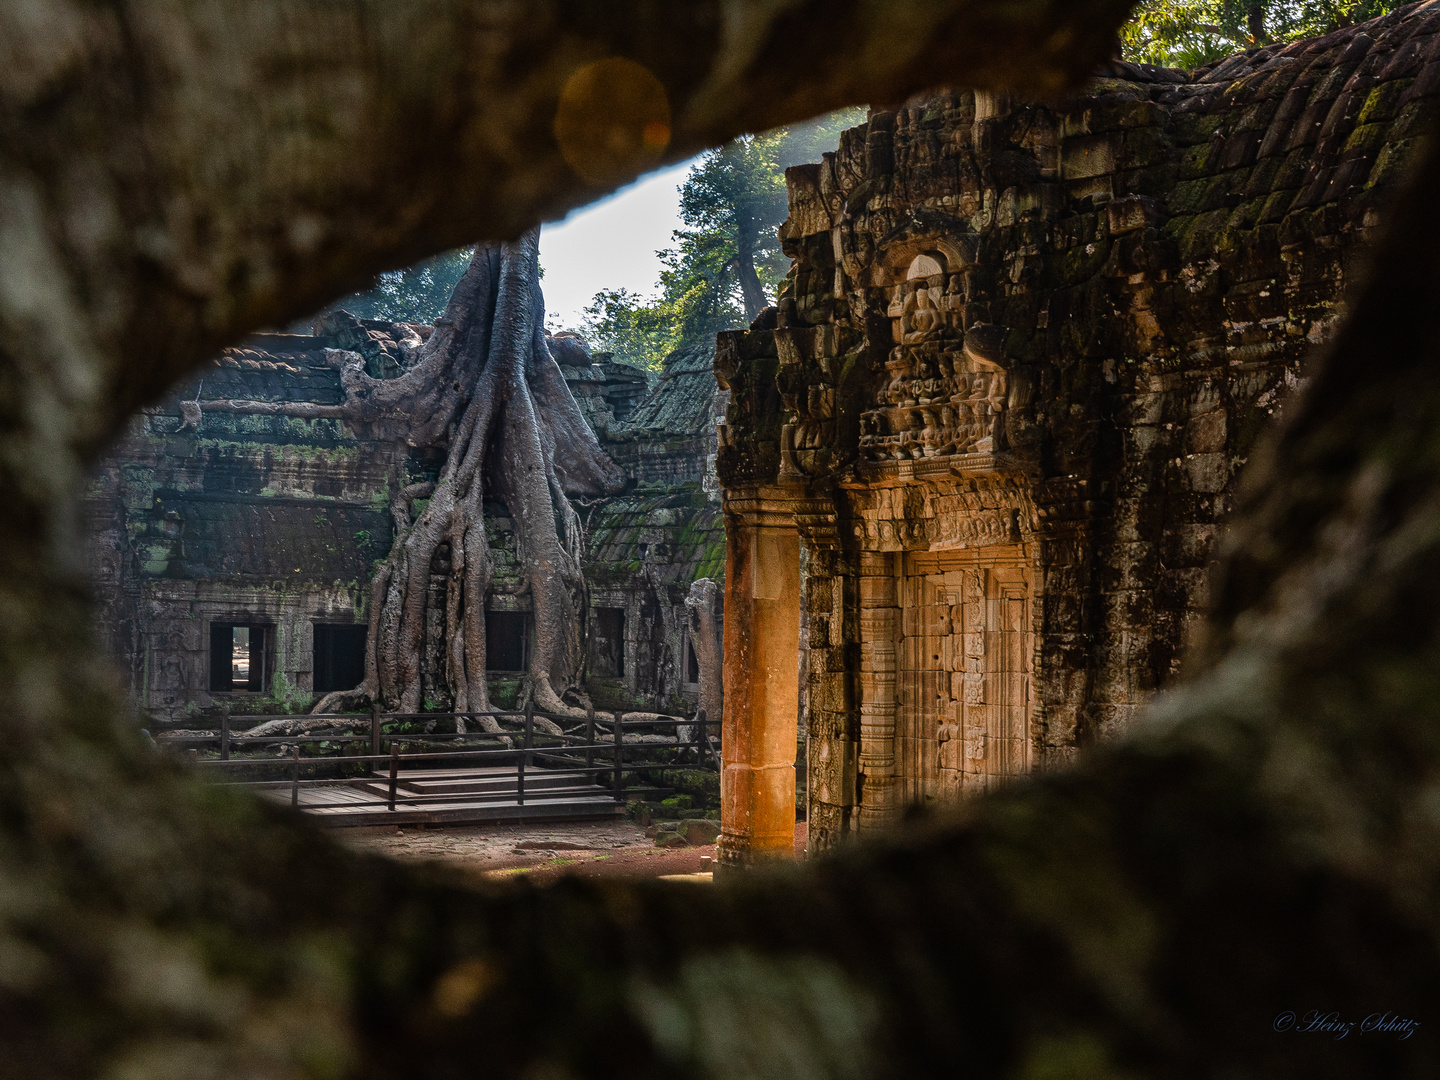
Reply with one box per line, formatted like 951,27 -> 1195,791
694,709 -> 704,763
370,703 -> 381,758
519,701 -> 533,806
387,743 -> 400,811
290,745 -> 300,808
613,711 -> 623,803
585,702 -> 595,772
705,727 -> 722,772
220,714 -> 230,761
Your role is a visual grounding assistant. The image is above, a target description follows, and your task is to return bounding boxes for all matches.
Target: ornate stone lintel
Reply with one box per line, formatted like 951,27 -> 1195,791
847,450 -> 1028,488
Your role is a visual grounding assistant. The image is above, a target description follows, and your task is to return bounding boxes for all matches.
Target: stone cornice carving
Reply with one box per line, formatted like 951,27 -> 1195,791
848,450 -> 1033,488
723,484 -> 833,528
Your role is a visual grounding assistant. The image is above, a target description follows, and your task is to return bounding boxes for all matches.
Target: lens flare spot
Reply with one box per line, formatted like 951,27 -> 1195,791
555,58 -> 671,187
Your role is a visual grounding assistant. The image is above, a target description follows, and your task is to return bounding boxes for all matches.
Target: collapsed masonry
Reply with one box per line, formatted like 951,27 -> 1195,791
87,313 -> 725,724
714,6 -> 1440,866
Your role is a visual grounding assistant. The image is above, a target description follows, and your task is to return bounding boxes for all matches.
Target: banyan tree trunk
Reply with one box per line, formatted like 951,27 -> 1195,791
262,228 -> 627,721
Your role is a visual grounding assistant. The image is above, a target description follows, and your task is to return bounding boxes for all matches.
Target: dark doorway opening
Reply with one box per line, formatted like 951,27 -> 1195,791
591,607 -> 625,677
209,623 -> 270,692
485,610 -> 530,672
313,624 -> 367,694
686,638 -> 700,685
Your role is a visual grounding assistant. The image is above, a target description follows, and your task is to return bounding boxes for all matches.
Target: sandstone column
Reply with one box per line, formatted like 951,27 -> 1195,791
717,504 -> 800,871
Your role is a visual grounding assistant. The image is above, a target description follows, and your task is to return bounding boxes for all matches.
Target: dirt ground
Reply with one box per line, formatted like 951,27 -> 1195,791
336,817 -> 808,885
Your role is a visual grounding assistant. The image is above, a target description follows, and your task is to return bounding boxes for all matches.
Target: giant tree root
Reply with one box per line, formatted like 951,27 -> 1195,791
226,230 -> 623,721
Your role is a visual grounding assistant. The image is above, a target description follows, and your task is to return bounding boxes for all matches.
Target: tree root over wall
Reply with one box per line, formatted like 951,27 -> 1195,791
217,228 -> 624,726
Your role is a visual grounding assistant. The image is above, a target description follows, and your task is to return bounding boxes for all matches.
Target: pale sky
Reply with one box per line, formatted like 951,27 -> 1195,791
538,156 -> 702,331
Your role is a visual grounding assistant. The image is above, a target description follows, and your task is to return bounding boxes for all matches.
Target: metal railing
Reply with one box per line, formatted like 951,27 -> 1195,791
157,704 -> 721,814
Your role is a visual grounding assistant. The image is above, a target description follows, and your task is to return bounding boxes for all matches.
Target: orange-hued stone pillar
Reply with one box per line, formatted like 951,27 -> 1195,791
716,509 -> 800,873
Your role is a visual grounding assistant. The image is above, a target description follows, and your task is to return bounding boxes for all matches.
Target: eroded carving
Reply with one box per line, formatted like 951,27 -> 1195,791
860,273 -> 1011,462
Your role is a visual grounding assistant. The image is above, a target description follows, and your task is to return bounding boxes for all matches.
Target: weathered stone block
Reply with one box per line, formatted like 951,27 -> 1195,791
1183,453 -> 1230,493
860,672 -> 896,706
1107,194 -> 1166,235
859,647 -> 897,675
1160,523 -> 1219,568
858,576 -> 896,607
1062,133 -> 1121,180
1185,411 -> 1228,454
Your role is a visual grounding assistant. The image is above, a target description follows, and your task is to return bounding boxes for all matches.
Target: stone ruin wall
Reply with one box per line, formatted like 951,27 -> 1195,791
86,332 -> 402,717
716,5 -> 1440,851
89,316 -> 725,723
583,342 -> 728,714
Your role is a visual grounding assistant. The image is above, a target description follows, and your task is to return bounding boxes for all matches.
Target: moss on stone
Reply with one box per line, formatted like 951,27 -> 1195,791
1169,109 -> 1227,147
1356,77 -> 1413,127
1342,121 -> 1390,156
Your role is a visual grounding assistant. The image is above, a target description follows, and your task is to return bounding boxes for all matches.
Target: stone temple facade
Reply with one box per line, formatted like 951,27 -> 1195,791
714,5 -> 1440,864
87,313 -> 724,723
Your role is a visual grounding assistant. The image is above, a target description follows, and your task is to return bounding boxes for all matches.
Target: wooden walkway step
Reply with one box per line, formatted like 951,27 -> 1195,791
262,763 -> 626,828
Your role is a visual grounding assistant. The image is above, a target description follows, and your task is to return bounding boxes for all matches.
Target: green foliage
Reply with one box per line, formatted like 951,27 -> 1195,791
330,246 -> 476,323
582,287 -> 685,373
268,672 -> 314,715
582,108 -> 866,369
1122,0 -> 1411,68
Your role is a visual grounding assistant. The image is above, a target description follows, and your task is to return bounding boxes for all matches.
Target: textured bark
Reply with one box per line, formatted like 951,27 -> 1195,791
734,244 -> 770,324
640,559 -> 682,710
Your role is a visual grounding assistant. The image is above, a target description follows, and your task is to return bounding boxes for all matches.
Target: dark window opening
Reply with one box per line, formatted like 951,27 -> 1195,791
485,611 -> 530,672
313,624 -> 367,694
686,639 -> 700,685
209,623 -> 269,692
591,608 -> 625,678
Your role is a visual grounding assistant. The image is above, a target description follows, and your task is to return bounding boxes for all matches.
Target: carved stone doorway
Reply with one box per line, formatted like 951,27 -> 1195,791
898,546 -> 1033,802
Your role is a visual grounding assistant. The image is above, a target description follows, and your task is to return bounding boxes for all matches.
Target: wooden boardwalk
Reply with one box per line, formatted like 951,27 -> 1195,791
261,764 -> 626,827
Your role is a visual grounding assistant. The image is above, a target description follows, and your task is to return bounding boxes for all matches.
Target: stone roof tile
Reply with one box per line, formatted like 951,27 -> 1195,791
610,340 -> 719,441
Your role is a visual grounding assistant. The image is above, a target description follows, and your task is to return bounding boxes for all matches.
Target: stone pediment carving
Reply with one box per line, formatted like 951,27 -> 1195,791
865,217 -> 979,286
859,291 -> 1011,470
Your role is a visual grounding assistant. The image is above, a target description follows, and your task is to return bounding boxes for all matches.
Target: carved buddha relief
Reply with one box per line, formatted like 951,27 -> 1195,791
860,252 -> 1010,463
886,253 -> 949,346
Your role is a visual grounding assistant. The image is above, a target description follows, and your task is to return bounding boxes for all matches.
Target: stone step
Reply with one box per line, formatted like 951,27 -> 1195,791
366,767 -> 594,795
354,781 -> 607,804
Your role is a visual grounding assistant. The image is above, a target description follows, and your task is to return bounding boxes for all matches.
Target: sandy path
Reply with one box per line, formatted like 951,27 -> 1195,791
336,819 -> 807,884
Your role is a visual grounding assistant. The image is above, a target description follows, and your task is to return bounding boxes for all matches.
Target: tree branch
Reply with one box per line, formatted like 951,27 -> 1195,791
25,2 -> 1440,1079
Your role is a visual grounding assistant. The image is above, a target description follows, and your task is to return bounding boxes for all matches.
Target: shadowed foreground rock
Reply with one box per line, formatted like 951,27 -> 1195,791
3,0 -> 1440,1077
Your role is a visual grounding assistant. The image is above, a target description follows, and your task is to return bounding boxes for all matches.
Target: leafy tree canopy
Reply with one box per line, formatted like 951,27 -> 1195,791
322,113 -> 862,372
582,108 -> 866,371
1122,0 -> 1412,68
